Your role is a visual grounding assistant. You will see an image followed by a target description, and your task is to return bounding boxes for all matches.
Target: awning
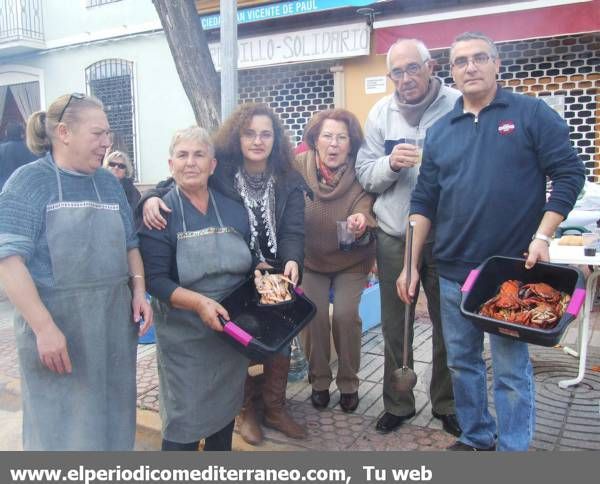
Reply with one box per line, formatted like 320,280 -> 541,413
374,0 -> 600,53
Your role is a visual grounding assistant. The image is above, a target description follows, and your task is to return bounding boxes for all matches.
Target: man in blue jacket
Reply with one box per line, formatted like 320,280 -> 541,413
398,32 -> 585,451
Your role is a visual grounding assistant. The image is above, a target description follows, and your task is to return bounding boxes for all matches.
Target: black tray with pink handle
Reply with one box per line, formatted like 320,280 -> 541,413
217,276 -> 316,361
460,256 -> 585,346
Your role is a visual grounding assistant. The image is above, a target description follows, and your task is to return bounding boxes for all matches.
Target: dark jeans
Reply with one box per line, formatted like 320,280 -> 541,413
376,228 -> 455,416
161,420 -> 235,451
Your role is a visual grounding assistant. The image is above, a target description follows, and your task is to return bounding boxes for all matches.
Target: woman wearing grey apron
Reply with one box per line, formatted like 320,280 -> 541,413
139,127 -> 253,451
141,105 -> 310,446
0,94 -> 153,450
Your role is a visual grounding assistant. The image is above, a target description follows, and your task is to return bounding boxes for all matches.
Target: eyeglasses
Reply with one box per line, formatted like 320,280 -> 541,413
108,161 -> 127,170
388,61 -> 427,81
241,130 -> 274,142
319,132 -> 350,144
451,53 -> 495,69
57,93 -> 86,123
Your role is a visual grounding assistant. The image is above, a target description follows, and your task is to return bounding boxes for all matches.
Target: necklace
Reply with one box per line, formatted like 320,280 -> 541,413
235,168 -> 277,261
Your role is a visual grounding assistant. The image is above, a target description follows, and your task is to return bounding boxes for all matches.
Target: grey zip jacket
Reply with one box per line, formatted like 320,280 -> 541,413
355,82 -> 460,237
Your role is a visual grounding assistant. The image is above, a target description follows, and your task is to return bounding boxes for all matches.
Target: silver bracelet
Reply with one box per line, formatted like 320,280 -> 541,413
531,233 -> 551,245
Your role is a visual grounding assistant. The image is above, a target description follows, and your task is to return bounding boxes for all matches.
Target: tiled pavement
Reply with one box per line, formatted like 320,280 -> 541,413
1,293 -> 599,451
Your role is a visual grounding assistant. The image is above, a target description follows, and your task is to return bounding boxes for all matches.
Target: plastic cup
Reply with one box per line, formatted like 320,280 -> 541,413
582,232 -> 598,256
405,136 -> 425,165
336,221 -> 356,251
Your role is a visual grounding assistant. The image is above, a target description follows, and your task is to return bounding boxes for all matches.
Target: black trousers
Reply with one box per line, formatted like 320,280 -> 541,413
161,420 -> 235,451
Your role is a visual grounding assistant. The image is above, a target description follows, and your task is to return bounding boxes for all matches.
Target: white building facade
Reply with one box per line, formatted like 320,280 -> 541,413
1,0 -> 373,186
1,0 -> 195,185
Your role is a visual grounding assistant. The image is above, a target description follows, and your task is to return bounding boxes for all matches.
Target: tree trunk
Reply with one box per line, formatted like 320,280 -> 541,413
152,0 -> 221,131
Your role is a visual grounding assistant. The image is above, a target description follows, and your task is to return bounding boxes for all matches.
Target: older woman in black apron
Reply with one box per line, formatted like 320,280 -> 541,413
0,94 -> 152,450
139,126 -> 253,451
140,105 -> 309,446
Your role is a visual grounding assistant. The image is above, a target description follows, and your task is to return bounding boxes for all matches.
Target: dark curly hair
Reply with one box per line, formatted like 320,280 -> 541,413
213,103 -> 294,178
302,109 -> 364,159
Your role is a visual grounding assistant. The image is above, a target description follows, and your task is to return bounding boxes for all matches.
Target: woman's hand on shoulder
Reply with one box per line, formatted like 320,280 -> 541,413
194,294 -> 230,332
143,197 -> 172,230
347,213 -> 367,238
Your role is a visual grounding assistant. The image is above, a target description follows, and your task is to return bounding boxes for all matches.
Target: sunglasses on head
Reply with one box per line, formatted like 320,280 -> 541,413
108,161 -> 127,170
58,93 -> 86,123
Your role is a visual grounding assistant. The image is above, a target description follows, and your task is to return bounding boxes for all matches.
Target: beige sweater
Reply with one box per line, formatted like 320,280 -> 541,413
294,150 -> 376,274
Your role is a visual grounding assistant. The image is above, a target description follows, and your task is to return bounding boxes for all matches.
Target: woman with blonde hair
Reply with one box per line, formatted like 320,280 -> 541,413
0,93 -> 152,450
104,150 -> 141,212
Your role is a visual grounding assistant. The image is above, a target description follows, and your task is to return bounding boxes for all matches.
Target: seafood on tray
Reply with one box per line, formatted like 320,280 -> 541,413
254,270 -> 294,305
479,280 -> 570,329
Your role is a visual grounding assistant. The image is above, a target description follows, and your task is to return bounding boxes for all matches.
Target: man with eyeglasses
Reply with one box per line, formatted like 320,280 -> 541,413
399,32 -> 584,451
355,38 -> 461,437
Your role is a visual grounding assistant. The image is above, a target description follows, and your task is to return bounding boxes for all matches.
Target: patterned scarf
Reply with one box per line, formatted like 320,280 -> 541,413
234,168 -> 277,261
316,152 -> 348,188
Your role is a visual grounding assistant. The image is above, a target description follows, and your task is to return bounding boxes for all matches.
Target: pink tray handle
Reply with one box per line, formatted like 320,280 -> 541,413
461,269 -> 480,293
566,288 -> 585,317
294,286 -> 304,296
223,322 -> 253,347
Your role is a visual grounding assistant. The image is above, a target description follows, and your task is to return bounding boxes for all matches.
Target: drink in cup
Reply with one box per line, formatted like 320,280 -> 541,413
405,136 -> 425,165
582,232 -> 598,256
337,221 -> 356,251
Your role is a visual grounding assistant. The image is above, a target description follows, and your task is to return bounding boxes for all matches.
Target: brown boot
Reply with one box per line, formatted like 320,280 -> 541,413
262,354 -> 307,439
237,375 -> 263,445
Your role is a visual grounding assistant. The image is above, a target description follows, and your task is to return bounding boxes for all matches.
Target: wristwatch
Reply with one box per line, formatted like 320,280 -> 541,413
531,233 -> 552,245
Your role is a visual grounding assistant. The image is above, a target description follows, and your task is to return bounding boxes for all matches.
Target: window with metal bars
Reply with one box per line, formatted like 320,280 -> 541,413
87,0 -> 122,7
86,59 -> 137,179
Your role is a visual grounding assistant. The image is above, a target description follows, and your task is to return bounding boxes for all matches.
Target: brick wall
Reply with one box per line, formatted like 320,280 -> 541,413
431,33 -> 599,181
239,61 -> 335,145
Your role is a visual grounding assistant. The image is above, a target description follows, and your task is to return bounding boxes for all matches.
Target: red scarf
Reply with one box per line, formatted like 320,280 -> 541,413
316,152 -> 347,188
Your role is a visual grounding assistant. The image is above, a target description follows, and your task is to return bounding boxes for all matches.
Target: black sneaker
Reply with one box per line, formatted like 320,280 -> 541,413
447,440 -> 496,451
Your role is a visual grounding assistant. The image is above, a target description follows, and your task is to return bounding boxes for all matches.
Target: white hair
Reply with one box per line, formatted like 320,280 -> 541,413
386,38 -> 431,70
169,126 -> 215,158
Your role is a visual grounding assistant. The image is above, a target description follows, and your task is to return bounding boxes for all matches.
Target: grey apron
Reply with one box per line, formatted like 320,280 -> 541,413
157,188 -> 252,443
14,164 -> 137,450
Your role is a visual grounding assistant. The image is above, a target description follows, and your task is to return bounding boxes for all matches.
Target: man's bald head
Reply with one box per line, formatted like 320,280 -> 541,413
386,39 -> 434,104
386,39 -> 431,70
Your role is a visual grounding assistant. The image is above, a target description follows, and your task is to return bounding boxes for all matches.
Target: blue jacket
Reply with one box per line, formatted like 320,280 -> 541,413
410,87 -> 585,283
0,139 -> 36,190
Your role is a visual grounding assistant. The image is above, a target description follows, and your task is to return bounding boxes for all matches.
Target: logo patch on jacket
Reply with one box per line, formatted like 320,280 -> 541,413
498,120 -> 515,135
